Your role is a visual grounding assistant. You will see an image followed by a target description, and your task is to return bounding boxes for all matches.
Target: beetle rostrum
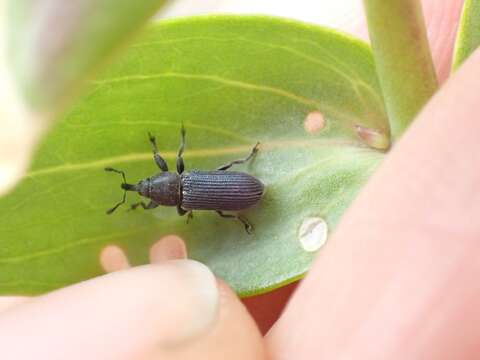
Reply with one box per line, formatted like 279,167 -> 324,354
105,126 -> 264,233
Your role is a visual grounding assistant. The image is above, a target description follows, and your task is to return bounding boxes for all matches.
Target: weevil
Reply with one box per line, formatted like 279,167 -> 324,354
105,126 -> 264,233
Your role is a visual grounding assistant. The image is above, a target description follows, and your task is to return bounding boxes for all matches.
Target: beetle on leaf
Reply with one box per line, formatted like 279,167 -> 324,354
105,126 -> 264,234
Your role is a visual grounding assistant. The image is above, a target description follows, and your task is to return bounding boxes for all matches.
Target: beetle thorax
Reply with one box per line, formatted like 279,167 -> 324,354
137,172 -> 181,206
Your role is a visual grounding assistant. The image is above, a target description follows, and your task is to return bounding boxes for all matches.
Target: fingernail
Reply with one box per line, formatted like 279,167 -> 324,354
153,259 -> 219,345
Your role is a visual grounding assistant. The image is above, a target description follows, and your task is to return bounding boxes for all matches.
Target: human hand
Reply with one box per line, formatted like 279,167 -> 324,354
0,237 -> 266,359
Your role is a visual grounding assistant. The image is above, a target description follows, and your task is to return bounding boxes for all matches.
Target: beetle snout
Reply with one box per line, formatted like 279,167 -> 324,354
121,183 -> 135,191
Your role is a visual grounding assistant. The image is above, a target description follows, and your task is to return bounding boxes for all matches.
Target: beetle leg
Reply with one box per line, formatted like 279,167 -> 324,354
129,200 -> 159,211
148,132 -> 169,171
177,205 -> 193,223
176,205 -> 187,215
176,125 -> 186,174
215,210 -> 253,234
216,142 -> 260,171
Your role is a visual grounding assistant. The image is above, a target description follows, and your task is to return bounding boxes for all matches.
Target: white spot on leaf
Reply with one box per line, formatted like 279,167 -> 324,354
304,111 -> 325,134
298,217 -> 328,252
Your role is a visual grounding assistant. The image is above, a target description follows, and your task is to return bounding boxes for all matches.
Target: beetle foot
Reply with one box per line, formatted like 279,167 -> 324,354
129,204 -> 139,211
148,132 -> 156,143
242,218 -> 253,234
252,142 -> 260,154
186,211 -> 193,224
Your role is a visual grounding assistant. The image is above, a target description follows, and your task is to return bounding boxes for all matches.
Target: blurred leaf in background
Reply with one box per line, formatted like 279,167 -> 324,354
0,0 -> 170,196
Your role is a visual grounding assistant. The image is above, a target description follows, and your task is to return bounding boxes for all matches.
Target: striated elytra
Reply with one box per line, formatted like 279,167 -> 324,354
105,126 -> 264,233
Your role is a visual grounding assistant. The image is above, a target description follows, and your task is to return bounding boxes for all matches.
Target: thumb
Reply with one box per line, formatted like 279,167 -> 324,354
0,260 -> 266,360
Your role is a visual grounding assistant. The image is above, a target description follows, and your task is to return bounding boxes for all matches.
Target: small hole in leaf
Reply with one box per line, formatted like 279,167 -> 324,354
298,217 -> 328,252
149,235 -> 187,263
100,245 -> 130,272
304,111 -> 325,134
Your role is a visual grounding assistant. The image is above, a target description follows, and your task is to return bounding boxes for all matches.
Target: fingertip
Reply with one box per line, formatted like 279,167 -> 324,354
152,277 -> 266,360
149,235 -> 187,263
0,261 -> 219,359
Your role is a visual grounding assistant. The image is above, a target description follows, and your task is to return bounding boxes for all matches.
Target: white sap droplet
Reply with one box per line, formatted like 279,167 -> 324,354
298,217 -> 328,252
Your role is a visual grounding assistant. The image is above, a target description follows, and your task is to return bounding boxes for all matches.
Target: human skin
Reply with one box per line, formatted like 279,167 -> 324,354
2,1 -> 479,359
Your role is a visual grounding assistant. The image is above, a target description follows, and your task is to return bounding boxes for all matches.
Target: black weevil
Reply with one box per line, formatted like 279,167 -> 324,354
105,126 -> 264,233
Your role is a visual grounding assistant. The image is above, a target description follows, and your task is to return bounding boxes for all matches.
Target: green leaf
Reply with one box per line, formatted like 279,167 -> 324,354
0,16 -> 387,296
363,0 -> 438,139
452,0 -> 480,69
7,0 -> 170,112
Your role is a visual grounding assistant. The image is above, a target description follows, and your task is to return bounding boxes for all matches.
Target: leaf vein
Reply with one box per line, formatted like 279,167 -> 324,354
0,228 -> 151,264
26,139 -> 366,178
91,72 -> 355,122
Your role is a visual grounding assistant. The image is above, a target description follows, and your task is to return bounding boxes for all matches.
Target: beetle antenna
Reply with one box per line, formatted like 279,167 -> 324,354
105,167 -> 130,214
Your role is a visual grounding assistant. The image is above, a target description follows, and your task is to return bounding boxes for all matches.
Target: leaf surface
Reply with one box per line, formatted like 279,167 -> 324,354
0,16 -> 387,296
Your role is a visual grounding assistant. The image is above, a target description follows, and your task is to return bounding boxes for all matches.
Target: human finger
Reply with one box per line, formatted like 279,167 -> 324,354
0,260 -> 265,360
268,34 -> 480,360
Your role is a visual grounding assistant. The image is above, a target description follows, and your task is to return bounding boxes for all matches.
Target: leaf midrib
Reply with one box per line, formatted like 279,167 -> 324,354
27,138 -> 367,178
